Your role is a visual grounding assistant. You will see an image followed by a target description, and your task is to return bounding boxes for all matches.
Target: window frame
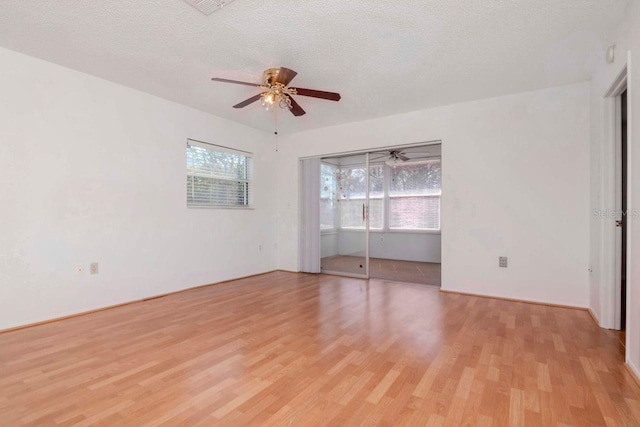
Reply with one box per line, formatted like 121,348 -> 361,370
186,139 -> 254,210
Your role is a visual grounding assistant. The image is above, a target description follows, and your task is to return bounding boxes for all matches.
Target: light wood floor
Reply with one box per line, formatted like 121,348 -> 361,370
1,271 -> 639,426
322,256 -> 441,286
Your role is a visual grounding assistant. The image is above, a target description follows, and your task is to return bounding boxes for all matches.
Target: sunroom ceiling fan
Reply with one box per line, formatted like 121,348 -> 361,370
371,150 -> 432,166
211,67 -> 341,117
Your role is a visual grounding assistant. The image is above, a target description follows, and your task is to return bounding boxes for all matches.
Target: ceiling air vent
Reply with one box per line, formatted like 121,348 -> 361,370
183,0 -> 235,15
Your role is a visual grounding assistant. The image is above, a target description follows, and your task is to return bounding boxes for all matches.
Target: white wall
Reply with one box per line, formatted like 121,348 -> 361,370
277,83 -> 591,307
589,0 -> 640,377
369,232 -> 441,263
0,47 -> 277,330
334,231 -> 441,263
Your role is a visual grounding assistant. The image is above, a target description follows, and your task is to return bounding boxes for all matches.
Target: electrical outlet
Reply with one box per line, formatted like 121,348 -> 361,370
380,236 -> 384,242
90,262 -> 99,275
76,265 -> 84,275
499,257 -> 508,268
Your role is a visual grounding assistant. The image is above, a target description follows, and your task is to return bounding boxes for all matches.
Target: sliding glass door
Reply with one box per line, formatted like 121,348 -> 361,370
313,143 -> 442,284
320,153 -> 370,278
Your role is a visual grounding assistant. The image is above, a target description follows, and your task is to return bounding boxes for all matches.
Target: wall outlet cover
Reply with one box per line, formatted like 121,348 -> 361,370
499,257 -> 508,268
90,262 -> 99,275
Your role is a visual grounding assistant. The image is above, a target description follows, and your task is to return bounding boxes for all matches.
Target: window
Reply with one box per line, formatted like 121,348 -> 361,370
321,163 -> 337,230
186,140 -> 253,208
322,157 -> 441,232
389,160 -> 441,230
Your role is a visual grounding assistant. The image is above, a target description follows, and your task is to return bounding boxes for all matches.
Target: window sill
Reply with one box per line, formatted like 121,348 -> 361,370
321,229 -> 338,235
386,229 -> 441,235
188,205 -> 255,210
338,228 -> 441,235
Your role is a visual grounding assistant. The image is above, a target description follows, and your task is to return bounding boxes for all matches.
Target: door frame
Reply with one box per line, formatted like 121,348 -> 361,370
601,53 -> 632,340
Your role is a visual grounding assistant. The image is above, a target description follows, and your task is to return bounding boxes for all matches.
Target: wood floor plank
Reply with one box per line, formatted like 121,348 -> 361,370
0,271 -> 638,426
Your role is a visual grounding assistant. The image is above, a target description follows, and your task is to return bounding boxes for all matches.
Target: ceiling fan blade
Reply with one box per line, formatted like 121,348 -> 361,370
288,96 -> 306,117
370,155 -> 387,161
398,154 -> 411,161
291,88 -> 341,101
233,93 -> 264,109
211,78 -> 262,87
275,67 -> 298,86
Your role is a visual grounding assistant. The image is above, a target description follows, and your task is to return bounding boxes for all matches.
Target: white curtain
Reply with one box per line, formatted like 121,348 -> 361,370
299,158 -> 321,273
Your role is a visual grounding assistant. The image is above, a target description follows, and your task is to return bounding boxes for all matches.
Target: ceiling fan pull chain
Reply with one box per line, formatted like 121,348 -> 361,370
274,105 -> 279,152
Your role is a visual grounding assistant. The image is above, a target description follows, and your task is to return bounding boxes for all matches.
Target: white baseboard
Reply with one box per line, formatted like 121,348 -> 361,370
626,360 -> 640,388
440,287 -> 587,310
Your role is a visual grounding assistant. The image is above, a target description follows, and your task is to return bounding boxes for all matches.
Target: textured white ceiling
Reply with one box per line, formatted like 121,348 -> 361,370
0,0 -> 629,134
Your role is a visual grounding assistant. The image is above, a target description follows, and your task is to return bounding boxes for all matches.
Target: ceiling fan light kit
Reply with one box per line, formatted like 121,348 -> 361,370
211,67 -> 341,119
260,82 -> 296,112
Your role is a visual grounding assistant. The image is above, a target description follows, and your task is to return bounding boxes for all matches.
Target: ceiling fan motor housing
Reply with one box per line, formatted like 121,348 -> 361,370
263,68 -> 284,86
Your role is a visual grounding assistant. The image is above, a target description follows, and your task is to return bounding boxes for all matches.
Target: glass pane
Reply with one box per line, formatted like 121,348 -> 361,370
321,164 -> 336,199
369,198 -> 383,229
320,163 -> 337,229
339,199 -> 367,228
336,164 -> 383,229
320,199 -> 336,230
187,145 -> 248,180
390,161 -> 441,196
187,145 -> 251,207
337,167 -> 366,198
338,198 -> 381,229
389,160 -> 441,230
321,153 -> 368,277
369,166 -> 384,198
187,176 -> 248,206
389,196 -> 440,230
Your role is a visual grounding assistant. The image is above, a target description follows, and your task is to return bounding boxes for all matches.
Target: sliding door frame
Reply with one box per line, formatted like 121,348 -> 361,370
306,139 -> 442,280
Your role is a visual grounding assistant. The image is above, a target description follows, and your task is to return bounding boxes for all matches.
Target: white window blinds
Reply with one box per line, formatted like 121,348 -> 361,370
389,160 -> 441,230
186,140 -> 253,208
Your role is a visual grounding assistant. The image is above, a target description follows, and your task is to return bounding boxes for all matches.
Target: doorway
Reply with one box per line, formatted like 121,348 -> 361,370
318,143 -> 442,286
620,89 -> 627,331
601,63 -> 630,332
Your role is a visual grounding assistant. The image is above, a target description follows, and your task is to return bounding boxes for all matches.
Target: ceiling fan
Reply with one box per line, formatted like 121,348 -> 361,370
211,67 -> 341,117
371,150 -> 432,166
